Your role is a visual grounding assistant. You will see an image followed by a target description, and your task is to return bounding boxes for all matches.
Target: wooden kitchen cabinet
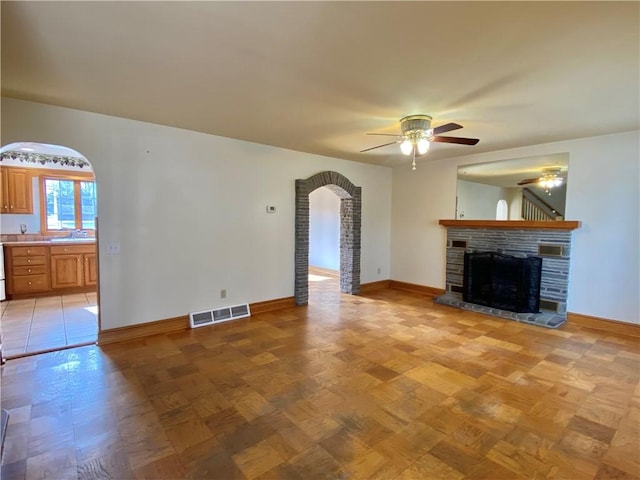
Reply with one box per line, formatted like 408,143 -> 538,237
50,244 -> 96,290
0,167 -> 33,214
50,254 -> 84,289
4,245 -> 50,295
4,242 -> 96,299
84,253 -> 98,286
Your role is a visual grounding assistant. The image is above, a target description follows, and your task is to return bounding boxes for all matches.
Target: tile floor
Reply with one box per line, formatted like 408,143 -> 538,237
0,293 -> 98,357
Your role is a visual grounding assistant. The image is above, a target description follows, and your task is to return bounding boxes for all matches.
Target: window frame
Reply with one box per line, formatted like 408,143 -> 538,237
39,171 -> 96,236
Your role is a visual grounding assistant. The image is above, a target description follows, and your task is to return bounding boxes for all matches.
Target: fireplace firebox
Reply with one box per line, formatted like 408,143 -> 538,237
463,251 -> 542,313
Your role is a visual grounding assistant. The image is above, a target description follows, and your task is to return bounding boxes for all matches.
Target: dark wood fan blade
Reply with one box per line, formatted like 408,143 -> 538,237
517,178 -> 539,185
432,123 -> 463,135
366,133 -> 401,137
360,141 -> 399,152
432,136 -> 479,145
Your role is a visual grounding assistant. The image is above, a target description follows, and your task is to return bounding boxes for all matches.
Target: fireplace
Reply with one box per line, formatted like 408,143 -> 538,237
463,251 -> 542,313
435,220 -> 581,328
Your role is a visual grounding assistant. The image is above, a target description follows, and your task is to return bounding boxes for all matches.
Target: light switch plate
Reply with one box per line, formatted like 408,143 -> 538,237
106,242 -> 120,254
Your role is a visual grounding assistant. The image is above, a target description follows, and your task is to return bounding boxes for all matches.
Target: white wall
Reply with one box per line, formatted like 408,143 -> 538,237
2,98 -> 392,329
456,180 -> 506,220
506,188 -> 523,220
392,130 -> 640,325
309,187 -> 339,271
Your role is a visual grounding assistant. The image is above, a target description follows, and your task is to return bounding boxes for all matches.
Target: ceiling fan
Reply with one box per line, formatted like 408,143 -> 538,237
360,114 -> 480,170
517,168 -> 565,192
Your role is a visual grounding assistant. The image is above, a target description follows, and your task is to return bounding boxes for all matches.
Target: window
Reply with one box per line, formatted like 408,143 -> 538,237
40,174 -> 96,233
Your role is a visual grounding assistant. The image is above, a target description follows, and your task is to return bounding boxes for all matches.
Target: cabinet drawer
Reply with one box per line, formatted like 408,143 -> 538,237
50,245 -> 95,255
12,265 -> 47,276
9,246 -> 47,256
12,255 -> 47,267
12,274 -> 49,293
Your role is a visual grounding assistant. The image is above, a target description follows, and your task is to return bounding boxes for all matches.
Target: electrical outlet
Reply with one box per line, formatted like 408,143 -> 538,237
220,289 -> 227,299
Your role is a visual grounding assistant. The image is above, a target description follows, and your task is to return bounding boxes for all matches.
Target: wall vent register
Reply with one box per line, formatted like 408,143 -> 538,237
538,244 -> 564,257
189,303 -> 251,329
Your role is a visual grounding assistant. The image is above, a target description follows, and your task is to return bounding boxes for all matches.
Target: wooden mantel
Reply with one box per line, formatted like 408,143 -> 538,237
438,220 -> 581,230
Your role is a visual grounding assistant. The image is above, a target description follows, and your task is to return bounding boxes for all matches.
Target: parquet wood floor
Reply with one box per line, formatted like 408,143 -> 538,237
1,274 -> 639,479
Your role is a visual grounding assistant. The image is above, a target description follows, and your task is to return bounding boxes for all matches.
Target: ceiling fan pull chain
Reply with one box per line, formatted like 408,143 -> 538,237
412,149 -> 417,170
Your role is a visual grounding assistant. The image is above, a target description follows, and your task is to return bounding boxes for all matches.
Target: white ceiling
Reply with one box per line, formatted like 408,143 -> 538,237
1,2 -> 638,170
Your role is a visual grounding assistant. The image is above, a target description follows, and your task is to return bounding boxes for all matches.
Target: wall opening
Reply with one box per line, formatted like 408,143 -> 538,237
496,199 -> 508,220
295,171 -> 361,305
0,141 -> 100,359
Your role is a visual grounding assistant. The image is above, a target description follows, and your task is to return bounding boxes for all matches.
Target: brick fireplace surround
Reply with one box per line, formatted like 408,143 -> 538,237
435,220 -> 581,328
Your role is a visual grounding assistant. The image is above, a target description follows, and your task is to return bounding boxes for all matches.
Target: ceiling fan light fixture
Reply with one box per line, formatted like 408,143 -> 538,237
360,114 -> 478,170
538,172 -> 563,189
417,138 -> 430,155
400,139 -> 413,155
538,176 -> 563,190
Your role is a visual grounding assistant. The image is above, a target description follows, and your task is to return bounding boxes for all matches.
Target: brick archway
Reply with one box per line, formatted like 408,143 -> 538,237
295,171 -> 361,305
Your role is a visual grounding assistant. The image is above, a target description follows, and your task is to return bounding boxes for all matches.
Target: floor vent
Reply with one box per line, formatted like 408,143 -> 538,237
189,303 -> 251,329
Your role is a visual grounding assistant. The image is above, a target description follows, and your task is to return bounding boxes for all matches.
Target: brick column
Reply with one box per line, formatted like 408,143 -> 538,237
294,172 -> 361,305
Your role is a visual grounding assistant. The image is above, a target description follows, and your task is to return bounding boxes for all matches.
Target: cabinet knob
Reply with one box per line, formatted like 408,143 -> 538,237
28,281 -> 32,285
27,249 -> 31,253
28,269 -> 31,273
27,259 -> 31,263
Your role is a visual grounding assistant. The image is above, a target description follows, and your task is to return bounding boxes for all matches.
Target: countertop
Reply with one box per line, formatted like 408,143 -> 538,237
2,239 -> 96,246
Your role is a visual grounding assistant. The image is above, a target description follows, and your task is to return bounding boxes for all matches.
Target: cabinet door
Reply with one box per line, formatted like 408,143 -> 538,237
6,168 -> 33,214
84,253 -> 98,286
51,254 -> 83,289
0,168 -> 8,214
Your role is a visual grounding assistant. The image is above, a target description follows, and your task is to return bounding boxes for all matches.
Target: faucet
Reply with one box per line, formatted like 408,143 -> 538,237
70,229 -> 88,238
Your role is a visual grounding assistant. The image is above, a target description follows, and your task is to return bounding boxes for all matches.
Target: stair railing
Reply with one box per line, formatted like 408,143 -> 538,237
522,188 -> 563,221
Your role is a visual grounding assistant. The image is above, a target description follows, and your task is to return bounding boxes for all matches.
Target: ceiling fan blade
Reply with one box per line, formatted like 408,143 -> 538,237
432,123 -> 463,135
366,133 -> 401,137
517,178 -> 539,186
360,141 -> 400,153
432,135 -> 479,145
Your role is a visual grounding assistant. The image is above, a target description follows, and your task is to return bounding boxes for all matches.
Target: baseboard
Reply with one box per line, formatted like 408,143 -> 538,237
568,312 -> 640,338
359,280 -> 390,293
309,266 -> 339,278
97,296 -> 296,345
389,280 -> 445,297
98,315 -> 190,345
250,296 -> 296,315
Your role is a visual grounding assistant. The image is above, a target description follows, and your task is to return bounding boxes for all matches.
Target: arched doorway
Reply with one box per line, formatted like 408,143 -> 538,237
0,142 -> 99,358
295,171 -> 361,305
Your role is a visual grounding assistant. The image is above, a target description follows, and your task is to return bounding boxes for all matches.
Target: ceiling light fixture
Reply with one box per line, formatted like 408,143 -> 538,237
538,170 -> 564,194
400,115 -> 432,170
361,114 -> 479,170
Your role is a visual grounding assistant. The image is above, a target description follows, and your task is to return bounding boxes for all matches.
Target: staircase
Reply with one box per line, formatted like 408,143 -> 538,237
522,188 -> 563,221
